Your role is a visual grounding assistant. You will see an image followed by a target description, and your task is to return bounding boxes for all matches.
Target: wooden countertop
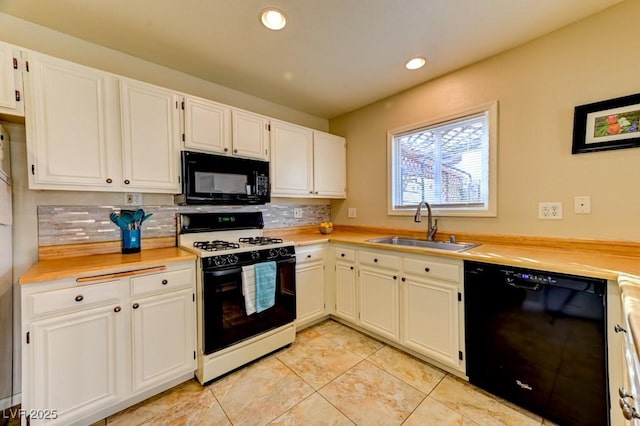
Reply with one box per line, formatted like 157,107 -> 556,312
20,247 -> 197,285
267,227 -> 640,280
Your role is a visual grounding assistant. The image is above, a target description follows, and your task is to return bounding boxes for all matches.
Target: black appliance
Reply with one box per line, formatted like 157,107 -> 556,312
176,150 -> 270,205
464,260 -> 608,426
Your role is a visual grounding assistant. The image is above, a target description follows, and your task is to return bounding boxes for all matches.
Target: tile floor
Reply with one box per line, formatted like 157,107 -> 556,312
96,319 -> 551,426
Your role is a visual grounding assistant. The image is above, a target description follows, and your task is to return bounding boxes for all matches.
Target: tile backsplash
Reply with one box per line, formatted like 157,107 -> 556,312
38,203 -> 330,246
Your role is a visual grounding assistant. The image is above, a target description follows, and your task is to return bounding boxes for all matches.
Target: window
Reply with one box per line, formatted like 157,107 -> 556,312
388,101 -> 497,217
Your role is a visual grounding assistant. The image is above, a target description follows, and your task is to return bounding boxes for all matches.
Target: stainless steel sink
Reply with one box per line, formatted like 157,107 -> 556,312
366,236 -> 480,252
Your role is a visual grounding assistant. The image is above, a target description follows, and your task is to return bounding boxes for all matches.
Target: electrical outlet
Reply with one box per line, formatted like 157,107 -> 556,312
348,208 -> 357,218
293,208 -> 303,218
574,195 -> 591,214
538,202 -> 563,220
124,193 -> 143,206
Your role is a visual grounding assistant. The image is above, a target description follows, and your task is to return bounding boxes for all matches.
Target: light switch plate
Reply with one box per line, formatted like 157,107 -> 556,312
348,208 -> 357,218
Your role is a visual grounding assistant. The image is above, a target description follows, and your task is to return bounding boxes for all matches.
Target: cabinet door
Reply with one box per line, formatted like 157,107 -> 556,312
402,276 -> 460,369
131,288 -> 195,392
295,260 -> 326,327
270,120 -> 313,197
231,109 -> 269,160
313,131 -> 346,198
25,52 -> 121,190
29,304 -> 125,424
0,41 -> 23,116
184,96 -> 231,154
120,79 -> 181,192
358,265 -> 400,341
335,260 -> 357,322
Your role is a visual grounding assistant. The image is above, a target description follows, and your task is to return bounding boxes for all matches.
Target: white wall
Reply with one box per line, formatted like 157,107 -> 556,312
330,0 -> 640,242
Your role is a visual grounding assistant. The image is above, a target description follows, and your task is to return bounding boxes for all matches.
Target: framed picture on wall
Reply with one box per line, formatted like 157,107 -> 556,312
572,93 -> 640,154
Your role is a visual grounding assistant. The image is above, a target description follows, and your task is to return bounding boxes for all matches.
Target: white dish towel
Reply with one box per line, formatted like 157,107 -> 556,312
241,265 -> 257,315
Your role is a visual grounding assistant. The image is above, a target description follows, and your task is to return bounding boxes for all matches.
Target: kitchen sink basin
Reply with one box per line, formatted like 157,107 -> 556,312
366,236 -> 480,252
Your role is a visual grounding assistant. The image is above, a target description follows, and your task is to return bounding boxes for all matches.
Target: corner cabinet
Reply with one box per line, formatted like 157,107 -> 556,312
270,120 -> 346,199
119,79 -> 181,192
21,261 -> 196,425
295,244 -> 327,328
0,41 -> 24,117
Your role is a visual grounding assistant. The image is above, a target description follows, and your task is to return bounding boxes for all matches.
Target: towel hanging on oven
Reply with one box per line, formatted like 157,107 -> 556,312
255,261 -> 276,313
241,265 -> 257,315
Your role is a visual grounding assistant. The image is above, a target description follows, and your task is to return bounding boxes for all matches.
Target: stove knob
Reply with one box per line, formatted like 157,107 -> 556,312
227,255 -> 239,265
214,256 -> 226,266
279,247 -> 289,256
269,249 -> 278,259
251,251 -> 260,260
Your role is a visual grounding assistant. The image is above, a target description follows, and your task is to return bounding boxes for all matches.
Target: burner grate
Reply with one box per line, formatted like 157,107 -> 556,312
193,240 -> 241,252
238,237 -> 284,246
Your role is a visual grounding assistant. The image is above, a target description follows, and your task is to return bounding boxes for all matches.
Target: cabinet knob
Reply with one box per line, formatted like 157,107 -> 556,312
75,295 -> 84,302
615,324 -> 627,333
132,303 -> 140,309
114,306 -> 121,313
224,148 -> 228,152
350,266 -> 354,270
341,253 -> 345,257
306,255 -> 312,259
124,179 -> 130,185
393,275 -> 397,280
374,258 -> 378,263
401,277 -> 406,282
309,191 -> 313,194
106,178 -> 113,184
315,191 -> 319,194
424,267 -> 430,272
162,279 -> 168,285
234,149 -> 238,153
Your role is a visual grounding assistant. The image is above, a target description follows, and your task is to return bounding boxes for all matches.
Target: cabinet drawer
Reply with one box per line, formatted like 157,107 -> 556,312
334,247 -> 355,262
403,257 -> 459,282
131,268 -> 193,296
359,251 -> 400,270
296,246 -> 325,265
30,281 -> 120,317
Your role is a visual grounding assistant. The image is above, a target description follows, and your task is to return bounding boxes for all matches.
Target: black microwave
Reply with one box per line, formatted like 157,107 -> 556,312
175,151 -> 270,205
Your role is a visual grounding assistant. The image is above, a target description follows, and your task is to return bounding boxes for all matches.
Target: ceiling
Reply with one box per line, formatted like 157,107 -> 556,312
0,0 -> 624,119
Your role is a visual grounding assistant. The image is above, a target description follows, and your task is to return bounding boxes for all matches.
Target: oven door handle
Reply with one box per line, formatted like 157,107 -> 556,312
204,267 -> 243,277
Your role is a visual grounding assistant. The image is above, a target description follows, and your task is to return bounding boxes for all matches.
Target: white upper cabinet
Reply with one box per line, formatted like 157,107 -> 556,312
0,41 -> 24,117
183,96 -> 231,154
231,108 -> 270,160
120,79 -> 181,193
270,122 -> 346,199
313,131 -> 346,198
24,52 -> 122,190
270,120 -> 313,196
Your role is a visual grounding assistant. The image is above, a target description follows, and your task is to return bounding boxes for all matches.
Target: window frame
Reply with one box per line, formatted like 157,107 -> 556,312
386,101 -> 498,217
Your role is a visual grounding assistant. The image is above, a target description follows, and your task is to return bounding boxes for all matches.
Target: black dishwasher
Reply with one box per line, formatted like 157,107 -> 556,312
464,260 -> 608,426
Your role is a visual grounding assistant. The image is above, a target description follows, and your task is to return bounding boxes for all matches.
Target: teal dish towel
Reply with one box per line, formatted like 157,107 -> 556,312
255,261 -> 277,313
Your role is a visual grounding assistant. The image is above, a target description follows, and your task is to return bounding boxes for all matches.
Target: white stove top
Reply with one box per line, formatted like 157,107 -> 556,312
178,230 -> 293,258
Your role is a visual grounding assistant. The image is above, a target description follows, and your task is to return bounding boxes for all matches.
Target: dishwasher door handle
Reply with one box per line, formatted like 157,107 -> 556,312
505,277 -> 542,291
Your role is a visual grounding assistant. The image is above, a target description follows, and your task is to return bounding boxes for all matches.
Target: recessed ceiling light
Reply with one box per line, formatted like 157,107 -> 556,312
405,57 -> 426,70
260,8 -> 287,31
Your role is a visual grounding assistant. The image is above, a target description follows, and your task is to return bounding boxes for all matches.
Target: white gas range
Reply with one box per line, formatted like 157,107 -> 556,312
178,212 -> 297,384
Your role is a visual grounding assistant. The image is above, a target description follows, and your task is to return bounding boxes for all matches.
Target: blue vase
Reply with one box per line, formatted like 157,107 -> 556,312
122,229 -> 141,254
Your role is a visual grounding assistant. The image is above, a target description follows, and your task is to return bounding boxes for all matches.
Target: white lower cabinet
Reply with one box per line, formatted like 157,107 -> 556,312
295,245 -> 326,328
333,247 -> 357,322
401,256 -> 463,370
357,250 -> 401,342
29,303 -> 125,423
21,262 -> 196,425
131,288 -> 195,392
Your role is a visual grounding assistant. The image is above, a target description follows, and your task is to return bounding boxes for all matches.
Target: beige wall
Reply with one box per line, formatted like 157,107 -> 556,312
330,0 -> 640,242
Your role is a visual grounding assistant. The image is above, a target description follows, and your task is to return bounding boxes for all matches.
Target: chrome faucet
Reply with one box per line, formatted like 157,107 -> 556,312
414,201 -> 438,241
